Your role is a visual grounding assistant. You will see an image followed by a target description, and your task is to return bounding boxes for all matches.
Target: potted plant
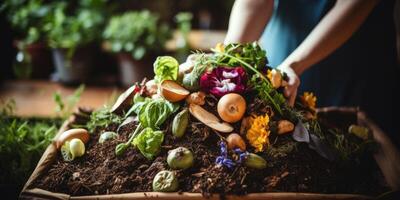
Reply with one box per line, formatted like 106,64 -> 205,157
43,1 -> 106,85
1,0 -> 53,79
103,10 -> 171,87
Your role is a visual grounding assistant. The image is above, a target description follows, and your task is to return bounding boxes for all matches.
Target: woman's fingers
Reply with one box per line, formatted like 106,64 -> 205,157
277,64 -> 301,107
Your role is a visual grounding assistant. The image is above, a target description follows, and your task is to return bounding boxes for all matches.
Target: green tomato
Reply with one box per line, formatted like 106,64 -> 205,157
152,170 -> 179,192
167,147 -> 194,170
99,131 -> 118,144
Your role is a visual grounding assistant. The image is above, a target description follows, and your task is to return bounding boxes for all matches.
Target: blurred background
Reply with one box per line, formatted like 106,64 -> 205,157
0,0 -> 234,198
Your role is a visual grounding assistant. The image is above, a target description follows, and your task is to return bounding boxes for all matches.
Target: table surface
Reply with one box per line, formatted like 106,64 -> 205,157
0,80 -> 121,118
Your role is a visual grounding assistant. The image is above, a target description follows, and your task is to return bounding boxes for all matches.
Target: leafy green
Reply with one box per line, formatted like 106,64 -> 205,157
1,0 -> 51,45
132,127 -> 164,160
0,100 -> 61,191
53,84 -> 85,120
103,10 -> 171,60
132,97 -> 179,129
85,107 -> 124,133
214,42 -> 268,71
43,0 -> 107,57
153,56 -> 179,83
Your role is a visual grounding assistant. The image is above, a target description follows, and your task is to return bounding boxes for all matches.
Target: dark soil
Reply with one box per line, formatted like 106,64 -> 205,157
33,97 -> 389,197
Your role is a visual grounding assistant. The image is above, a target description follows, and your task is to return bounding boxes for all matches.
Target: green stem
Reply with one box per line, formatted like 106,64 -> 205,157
212,50 -> 283,115
126,123 -> 143,145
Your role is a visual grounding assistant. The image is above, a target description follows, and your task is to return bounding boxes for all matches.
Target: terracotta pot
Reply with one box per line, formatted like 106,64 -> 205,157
52,45 -> 95,85
19,108 -> 400,199
116,53 -> 155,87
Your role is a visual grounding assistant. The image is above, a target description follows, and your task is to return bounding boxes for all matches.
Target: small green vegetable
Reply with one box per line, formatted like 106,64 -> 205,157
154,56 -> 179,83
99,131 -> 118,144
172,109 -> 189,138
152,170 -> 179,192
244,153 -> 267,169
132,127 -> 164,160
115,124 -> 143,156
167,147 -> 194,170
136,98 -> 179,130
61,138 -> 85,161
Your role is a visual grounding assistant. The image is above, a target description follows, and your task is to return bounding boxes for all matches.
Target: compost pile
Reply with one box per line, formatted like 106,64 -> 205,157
34,43 -> 389,197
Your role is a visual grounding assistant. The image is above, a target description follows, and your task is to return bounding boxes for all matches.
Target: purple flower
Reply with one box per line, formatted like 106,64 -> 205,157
215,142 -> 249,169
200,66 -> 246,97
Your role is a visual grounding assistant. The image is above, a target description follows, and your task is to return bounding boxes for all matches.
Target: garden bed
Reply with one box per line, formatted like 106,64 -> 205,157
20,107 -> 400,200
19,43 -> 400,199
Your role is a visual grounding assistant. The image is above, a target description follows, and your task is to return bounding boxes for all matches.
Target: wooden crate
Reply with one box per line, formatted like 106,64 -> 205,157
20,107 -> 400,200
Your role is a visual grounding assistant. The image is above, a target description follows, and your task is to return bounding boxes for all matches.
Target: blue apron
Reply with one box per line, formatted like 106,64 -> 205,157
260,0 -> 400,145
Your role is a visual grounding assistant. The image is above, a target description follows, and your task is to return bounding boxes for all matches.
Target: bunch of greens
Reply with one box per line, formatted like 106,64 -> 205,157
103,10 -> 171,60
214,42 -> 268,71
53,84 -> 85,120
153,56 -> 179,83
1,0 -> 51,46
116,94 -> 179,158
212,43 -> 291,118
128,94 -> 179,130
132,128 -> 164,160
0,100 -> 61,192
43,0 -> 107,57
85,108 -> 124,133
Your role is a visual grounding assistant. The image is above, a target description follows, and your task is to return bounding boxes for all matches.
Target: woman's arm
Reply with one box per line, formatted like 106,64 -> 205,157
279,0 -> 380,106
224,0 -> 274,44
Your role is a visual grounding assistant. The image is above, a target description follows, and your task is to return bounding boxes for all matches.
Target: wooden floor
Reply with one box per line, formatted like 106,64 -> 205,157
0,80 -> 122,117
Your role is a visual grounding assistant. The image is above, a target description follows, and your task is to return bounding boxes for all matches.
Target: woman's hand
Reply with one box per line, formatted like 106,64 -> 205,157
276,64 -> 301,107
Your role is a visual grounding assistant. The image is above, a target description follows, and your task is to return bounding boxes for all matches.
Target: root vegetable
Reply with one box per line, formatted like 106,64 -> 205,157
217,93 -> 246,123
226,133 -> 246,151
277,120 -> 295,134
189,104 -> 233,133
186,91 -> 206,105
152,170 -> 179,192
56,128 -> 89,149
160,80 -> 190,102
167,147 -> 194,170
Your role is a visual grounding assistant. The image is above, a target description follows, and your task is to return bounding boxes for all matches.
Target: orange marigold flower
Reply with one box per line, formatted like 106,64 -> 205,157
246,113 -> 270,152
300,92 -> 317,110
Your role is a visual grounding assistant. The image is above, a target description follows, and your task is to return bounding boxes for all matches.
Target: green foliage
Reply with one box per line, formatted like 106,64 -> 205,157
43,0 -> 107,56
0,100 -> 61,189
85,107 -> 123,133
129,96 -> 179,130
53,84 -> 85,120
248,73 -> 285,116
174,12 -> 193,62
153,56 -> 179,83
1,0 -> 51,45
215,42 -> 268,71
103,10 -> 171,60
309,120 -> 377,162
132,127 -> 164,160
